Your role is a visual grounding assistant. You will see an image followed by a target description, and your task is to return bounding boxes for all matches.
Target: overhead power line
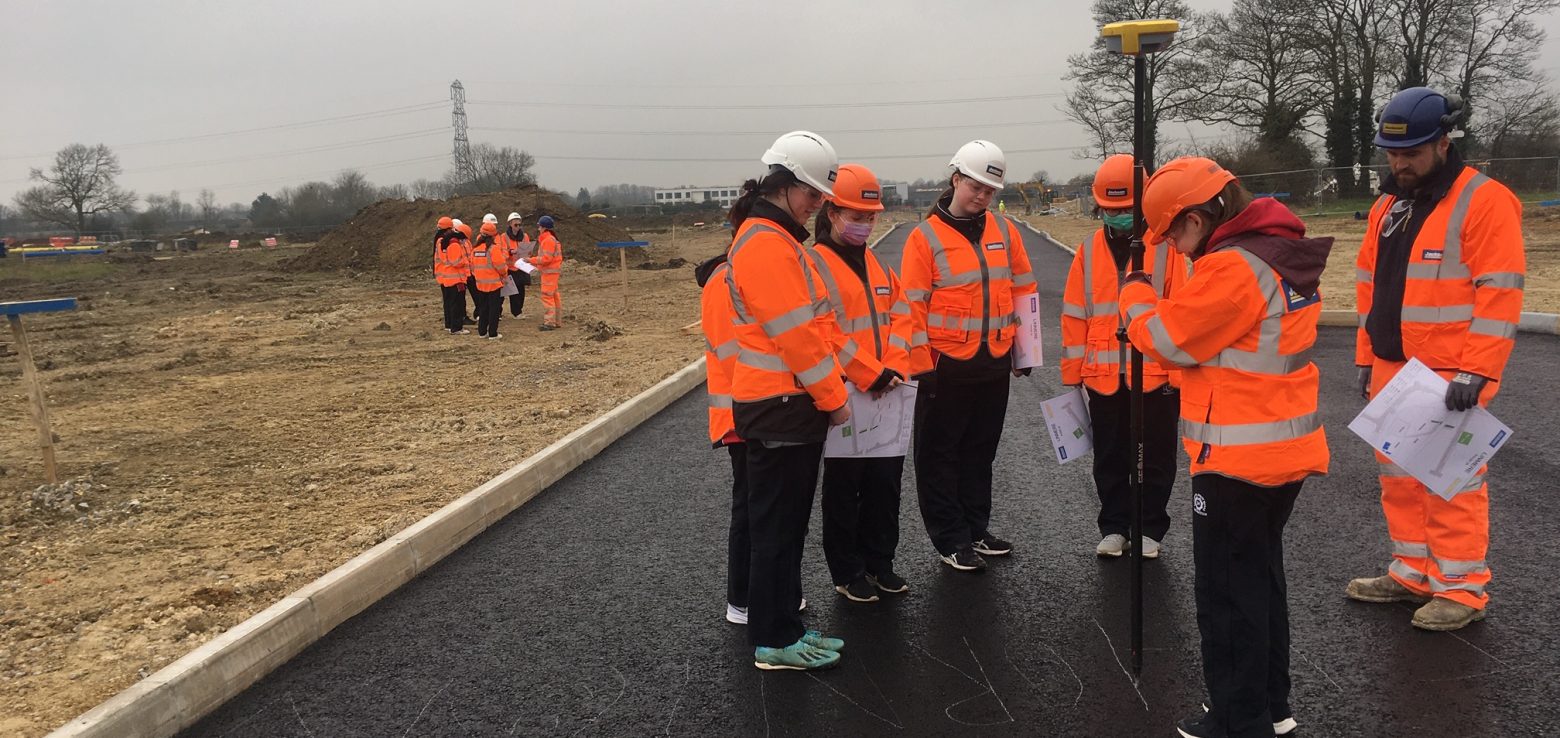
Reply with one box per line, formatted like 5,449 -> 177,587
0,101 -> 447,162
466,92 -> 1066,111
126,129 -> 448,175
469,119 -> 1073,138
530,144 -> 1082,163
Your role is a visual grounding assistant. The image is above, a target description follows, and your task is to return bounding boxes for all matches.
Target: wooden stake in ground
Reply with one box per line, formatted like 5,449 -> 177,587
596,241 -> 651,314
3,298 -> 78,484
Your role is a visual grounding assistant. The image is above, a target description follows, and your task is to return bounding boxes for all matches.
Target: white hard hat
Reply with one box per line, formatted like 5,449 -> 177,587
506,212 -> 522,222
949,139 -> 1007,188
451,218 -> 465,228
761,130 -> 838,196
482,213 -> 499,224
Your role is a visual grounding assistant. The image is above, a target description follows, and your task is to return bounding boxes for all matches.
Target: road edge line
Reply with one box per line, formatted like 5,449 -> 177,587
46,358 -> 708,738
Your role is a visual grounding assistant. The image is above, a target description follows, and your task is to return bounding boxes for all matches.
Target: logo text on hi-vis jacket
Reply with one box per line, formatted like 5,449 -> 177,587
1281,280 -> 1320,312
1422,249 -> 1444,261
985,242 -> 1005,251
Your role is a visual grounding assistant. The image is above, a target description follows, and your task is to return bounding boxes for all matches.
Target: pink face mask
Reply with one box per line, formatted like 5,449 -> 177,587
839,221 -> 874,245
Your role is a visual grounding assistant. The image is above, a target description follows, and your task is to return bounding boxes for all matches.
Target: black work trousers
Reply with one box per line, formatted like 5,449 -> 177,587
440,284 -> 465,332
821,455 -> 905,585
509,271 -> 529,316
1192,474 -> 1301,738
1087,383 -> 1180,541
474,289 -> 503,337
745,441 -> 822,649
465,275 -> 479,319
724,443 -> 750,609
914,369 -> 1010,556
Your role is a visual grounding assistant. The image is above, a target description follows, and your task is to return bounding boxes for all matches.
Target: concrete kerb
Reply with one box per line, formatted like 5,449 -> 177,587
1033,227 -> 1560,336
47,359 -> 709,738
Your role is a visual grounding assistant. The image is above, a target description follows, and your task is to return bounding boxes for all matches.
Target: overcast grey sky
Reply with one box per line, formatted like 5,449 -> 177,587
5,0 -> 1560,209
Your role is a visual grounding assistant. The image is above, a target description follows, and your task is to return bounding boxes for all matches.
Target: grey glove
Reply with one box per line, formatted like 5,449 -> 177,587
1446,372 -> 1489,412
1356,366 -> 1371,400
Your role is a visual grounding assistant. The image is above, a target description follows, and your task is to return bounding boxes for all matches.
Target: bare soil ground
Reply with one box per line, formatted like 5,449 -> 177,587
0,204 -> 1551,737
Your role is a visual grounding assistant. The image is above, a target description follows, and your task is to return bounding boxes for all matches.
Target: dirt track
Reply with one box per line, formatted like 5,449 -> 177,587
0,204 -> 1554,736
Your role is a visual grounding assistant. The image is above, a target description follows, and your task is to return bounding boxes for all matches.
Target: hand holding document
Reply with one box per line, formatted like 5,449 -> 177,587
1012,293 -> 1044,370
825,382 -> 918,459
514,259 -> 537,274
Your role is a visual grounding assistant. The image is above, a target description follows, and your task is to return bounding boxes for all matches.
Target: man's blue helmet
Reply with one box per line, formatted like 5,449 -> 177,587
537,215 -> 555,229
1375,87 -> 1465,149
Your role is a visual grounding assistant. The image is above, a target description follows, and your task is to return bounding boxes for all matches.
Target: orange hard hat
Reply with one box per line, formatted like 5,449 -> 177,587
456,223 -> 473,238
437,216 -> 454,230
1092,154 -> 1137,209
829,163 -> 885,212
480,222 -> 497,236
1141,156 -> 1236,245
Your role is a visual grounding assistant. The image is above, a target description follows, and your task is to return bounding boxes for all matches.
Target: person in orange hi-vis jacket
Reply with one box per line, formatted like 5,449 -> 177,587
724,131 -> 850,672
468,222 -> 508,340
807,163 -> 914,604
900,139 -> 1037,573
532,216 -> 564,330
432,216 -> 471,335
1120,157 -> 1329,738
1061,154 -> 1187,560
497,212 -> 533,317
696,250 -> 752,628
1346,87 -> 1525,633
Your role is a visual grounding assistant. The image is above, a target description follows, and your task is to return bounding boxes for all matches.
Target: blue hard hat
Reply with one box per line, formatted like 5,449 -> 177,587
537,215 -> 555,229
1375,87 -> 1464,149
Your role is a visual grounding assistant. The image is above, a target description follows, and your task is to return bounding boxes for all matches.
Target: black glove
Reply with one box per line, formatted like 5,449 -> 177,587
868,368 -> 904,393
1122,270 -> 1152,288
1356,366 -> 1371,400
1445,372 -> 1489,412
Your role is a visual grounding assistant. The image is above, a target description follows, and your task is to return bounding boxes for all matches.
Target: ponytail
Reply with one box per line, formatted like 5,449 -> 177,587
924,174 -> 957,219
813,202 -> 839,244
726,166 -> 800,238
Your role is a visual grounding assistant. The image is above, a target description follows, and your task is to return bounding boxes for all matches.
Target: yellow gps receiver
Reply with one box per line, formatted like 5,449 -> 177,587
1101,19 -> 1181,56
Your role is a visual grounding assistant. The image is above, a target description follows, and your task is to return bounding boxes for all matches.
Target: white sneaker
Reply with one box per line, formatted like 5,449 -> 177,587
1201,703 -> 1295,735
725,599 -> 804,624
1097,534 -> 1128,557
1141,537 -> 1161,559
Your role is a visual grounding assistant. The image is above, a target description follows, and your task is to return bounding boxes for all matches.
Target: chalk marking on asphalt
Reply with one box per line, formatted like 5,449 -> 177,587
217,700 -> 269,738
1418,661 -> 1535,683
911,642 -> 1011,725
859,657 -> 905,728
1091,617 -> 1150,712
963,636 -> 1015,724
805,664 -> 905,730
287,695 -> 316,738
760,672 -> 771,738
402,677 -> 453,738
1393,602 -> 1511,669
662,659 -> 692,737
1004,642 -> 1085,709
570,664 -> 627,738
1294,648 -> 1344,692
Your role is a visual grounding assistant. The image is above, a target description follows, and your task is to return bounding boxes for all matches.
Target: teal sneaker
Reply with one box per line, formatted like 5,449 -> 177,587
753,640 -> 841,671
800,630 -> 844,652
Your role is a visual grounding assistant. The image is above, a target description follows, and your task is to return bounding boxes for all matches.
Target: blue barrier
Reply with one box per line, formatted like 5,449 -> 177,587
17,249 -> 106,258
595,241 -> 651,248
1,298 -> 78,317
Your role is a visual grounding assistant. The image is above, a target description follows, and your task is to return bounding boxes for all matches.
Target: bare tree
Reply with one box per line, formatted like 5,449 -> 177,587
1391,0 -> 1464,89
197,189 -> 219,229
1202,0 -> 1322,146
331,170 -> 378,214
1062,0 -> 1223,163
1444,0 -> 1560,144
13,143 -> 137,235
449,143 -> 537,195
409,178 -> 455,199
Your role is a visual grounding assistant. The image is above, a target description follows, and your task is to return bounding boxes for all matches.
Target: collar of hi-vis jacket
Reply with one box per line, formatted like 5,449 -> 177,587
1081,228 -> 1171,320
749,198 -> 811,242
809,240 -> 904,361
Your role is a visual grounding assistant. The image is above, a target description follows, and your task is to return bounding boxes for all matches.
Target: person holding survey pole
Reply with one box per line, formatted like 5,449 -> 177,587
808,163 -> 915,602
1120,156 -> 1330,738
900,139 -> 1037,573
1060,154 -> 1185,560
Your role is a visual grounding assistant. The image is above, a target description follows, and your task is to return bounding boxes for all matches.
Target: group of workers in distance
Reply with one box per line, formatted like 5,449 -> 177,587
698,84 -> 1526,738
432,212 -> 564,337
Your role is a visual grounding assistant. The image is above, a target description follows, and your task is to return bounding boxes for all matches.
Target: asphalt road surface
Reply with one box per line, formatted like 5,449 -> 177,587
184,220 -> 1560,737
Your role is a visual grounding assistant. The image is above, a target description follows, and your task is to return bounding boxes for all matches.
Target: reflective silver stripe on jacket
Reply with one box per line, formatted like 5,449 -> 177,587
726,222 -> 821,327
708,393 -> 733,409
1200,247 -> 1312,376
1183,412 -> 1321,446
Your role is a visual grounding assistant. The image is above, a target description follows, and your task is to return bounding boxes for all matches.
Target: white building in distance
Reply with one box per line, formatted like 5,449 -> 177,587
654,185 -> 743,208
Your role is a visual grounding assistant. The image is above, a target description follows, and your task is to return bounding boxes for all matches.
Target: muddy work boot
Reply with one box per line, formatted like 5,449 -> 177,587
1346,574 -> 1431,604
1412,598 -> 1486,631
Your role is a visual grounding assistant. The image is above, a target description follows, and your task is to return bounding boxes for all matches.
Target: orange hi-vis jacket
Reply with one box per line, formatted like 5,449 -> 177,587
532,231 -> 563,274
1119,238 -> 1329,487
701,261 -> 739,445
901,213 -> 1037,375
1061,229 -> 1184,394
1355,166 -> 1525,380
725,217 -> 848,412
468,238 -> 507,292
433,237 -> 471,287
497,231 -> 532,264
808,241 -> 914,390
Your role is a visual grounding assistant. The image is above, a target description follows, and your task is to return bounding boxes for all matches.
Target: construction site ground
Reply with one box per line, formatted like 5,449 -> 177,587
0,205 -> 1557,737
